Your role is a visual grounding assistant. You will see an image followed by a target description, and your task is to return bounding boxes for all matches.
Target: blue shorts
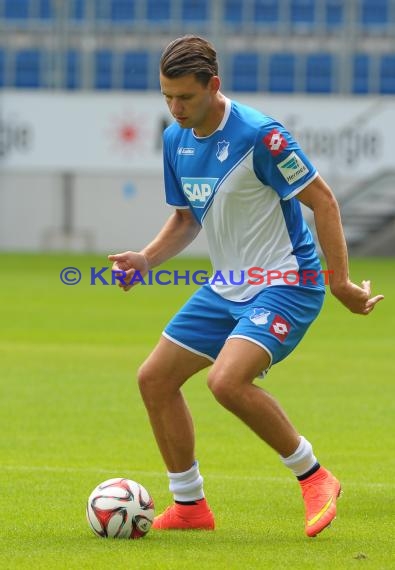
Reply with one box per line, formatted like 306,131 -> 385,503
163,284 -> 325,370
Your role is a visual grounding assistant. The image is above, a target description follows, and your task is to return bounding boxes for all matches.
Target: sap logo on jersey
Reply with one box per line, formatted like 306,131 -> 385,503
181,177 -> 218,208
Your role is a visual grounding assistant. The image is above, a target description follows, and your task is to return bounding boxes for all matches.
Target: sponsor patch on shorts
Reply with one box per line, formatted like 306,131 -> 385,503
269,314 -> 291,342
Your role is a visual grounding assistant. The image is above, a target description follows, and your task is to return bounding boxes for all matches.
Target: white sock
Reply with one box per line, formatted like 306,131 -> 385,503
280,436 -> 318,477
168,460 -> 205,502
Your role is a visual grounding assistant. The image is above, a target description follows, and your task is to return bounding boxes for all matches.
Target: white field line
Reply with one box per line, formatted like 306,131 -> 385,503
0,464 -> 393,488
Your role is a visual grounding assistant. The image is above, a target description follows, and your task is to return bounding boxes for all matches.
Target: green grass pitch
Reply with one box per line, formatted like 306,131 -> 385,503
0,253 -> 393,569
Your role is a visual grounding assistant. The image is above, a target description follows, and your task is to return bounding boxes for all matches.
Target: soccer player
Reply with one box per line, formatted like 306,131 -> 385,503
109,36 -> 383,537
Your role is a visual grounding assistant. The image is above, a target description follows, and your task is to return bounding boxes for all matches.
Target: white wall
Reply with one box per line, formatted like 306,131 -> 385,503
0,90 -> 393,253
0,170 -> 209,254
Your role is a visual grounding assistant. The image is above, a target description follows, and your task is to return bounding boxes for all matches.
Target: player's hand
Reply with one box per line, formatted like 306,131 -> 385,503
331,279 -> 384,315
107,251 -> 149,292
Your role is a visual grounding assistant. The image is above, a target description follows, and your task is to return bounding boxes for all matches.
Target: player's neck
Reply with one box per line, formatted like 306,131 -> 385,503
193,93 -> 227,138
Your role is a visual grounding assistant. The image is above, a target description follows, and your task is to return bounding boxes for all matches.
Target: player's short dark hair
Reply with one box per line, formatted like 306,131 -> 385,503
160,35 -> 218,86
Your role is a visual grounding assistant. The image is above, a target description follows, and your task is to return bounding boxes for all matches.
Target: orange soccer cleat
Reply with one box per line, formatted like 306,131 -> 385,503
152,498 -> 215,530
300,466 -> 342,537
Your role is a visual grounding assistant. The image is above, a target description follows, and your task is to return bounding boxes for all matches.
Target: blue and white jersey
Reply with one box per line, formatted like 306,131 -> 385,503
163,97 -> 323,301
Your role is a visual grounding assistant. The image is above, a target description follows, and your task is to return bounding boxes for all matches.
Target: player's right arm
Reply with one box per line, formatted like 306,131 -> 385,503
108,208 -> 200,292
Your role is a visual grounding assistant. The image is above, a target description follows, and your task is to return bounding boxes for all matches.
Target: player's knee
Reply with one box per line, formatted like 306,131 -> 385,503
207,369 -> 235,408
137,361 -> 159,399
138,359 -> 183,404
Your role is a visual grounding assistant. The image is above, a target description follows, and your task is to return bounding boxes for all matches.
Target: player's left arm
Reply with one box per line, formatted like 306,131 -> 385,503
297,175 -> 384,315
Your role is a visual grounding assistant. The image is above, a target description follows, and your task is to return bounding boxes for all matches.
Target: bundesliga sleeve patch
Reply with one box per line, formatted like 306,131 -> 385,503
262,128 -> 288,156
269,314 -> 291,342
277,151 -> 309,185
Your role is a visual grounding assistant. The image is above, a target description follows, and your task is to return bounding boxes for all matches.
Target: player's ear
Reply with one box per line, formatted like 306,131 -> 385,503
209,75 -> 221,93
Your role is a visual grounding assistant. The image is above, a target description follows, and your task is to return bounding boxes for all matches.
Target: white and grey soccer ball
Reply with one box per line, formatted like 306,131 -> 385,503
86,478 -> 155,539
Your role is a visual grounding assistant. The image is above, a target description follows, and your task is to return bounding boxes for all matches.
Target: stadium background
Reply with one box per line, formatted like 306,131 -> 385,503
0,4 -> 393,568
1,0 -> 395,257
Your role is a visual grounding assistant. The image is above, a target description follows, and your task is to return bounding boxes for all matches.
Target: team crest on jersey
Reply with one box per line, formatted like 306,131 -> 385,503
181,177 -> 218,208
249,308 -> 271,326
216,140 -> 230,162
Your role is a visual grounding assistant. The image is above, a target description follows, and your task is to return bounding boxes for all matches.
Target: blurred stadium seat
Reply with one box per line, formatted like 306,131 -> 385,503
306,53 -> 334,93
4,0 -> 30,20
352,53 -> 370,94
38,0 -> 52,19
231,52 -> 259,92
268,53 -> 296,93
109,0 -> 135,23
65,50 -> 81,90
253,0 -> 279,26
1,0 -> 395,94
4,0 -> 53,21
94,50 -> 114,89
324,0 -> 344,29
379,54 -> 395,94
224,0 -> 243,26
181,0 -> 209,23
290,0 -> 315,30
15,49 -> 42,88
147,0 -> 171,23
0,49 -> 4,87
360,0 -> 390,28
122,51 -> 149,90
70,0 -> 86,21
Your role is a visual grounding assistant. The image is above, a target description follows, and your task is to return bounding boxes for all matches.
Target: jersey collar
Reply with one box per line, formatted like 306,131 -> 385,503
192,97 -> 231,140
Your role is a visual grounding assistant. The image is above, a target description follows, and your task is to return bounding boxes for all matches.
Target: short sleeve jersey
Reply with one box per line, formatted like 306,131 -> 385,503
163,97 -> 323,301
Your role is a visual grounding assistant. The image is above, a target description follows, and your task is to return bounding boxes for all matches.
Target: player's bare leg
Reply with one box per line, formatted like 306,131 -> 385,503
138,335 -> 210,472
137,335 -> 215,530
207,338 -> 299,456
207,337 -> 341,536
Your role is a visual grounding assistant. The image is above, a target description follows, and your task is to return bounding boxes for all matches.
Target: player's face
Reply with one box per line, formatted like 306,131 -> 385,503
160,73 -> 221,136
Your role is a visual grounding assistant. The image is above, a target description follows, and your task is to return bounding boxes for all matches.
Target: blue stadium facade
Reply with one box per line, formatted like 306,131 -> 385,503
0,1 -> 394,94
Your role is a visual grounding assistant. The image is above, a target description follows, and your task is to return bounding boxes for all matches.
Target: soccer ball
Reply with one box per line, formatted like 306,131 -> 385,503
86,478 -> 155,539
